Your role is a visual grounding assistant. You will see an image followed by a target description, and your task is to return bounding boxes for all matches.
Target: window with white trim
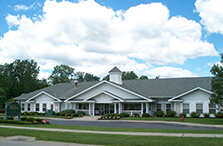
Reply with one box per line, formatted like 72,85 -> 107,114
157,104 -> 161,111
183,103 -> 189,114
21,104 -> 25,111
166,104 -> 171,112
196,103 -> 203,114
42,103 -> 47,112
27,104 -> 30,111
209,104 -> 216,114
36,103 -> 39,111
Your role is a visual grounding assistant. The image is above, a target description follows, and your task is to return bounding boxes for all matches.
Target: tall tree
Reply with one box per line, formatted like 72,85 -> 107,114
76,72 -> 100,82
49,64 -> 75,85
2,59 -> 41,98
84,73 -> 100,82
102,75 -> 109,81
122,71 -> 138,80
210,54 -> 223,108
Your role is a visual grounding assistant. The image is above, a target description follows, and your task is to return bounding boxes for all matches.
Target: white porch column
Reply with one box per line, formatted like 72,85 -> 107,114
114,103 -> 117,114
92,103 -> 95,116
89,103 -> 91,115
141,103 -> 144,115
58,103 -> 60,112
33,103 -> 36,112
146,103 -> 149,113
65,103 -> 68,110
73,103 -> 76,110
180,103 -> 183,113
118,103 -> 122,114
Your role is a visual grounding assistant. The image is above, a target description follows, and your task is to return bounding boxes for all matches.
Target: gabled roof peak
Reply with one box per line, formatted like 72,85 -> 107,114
109,66 -> 121,73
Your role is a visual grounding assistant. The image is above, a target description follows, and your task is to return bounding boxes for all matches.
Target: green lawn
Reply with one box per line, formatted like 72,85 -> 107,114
121,117 -> 223,125
0,127 -> 223,146
1,123 -> 223,134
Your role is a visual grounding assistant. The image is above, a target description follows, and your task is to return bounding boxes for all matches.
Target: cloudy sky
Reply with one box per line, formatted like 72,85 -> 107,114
0,0 -> 222,79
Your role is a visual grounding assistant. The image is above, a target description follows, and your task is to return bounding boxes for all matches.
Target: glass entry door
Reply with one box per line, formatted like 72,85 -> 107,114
95,104 -> 114,115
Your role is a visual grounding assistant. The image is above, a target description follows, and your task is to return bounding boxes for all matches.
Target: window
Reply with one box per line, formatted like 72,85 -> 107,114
36,103 -> 39,111
196,103 -> 203,114
183,103 -> 189,114
42,103 -> 47,112
124,104 -> 141,110
79,103 -> 88,110
166,104 -> 171,112
209,104 -> 216,114
157,104 -> 161,111
27,104 -> 30,111
21,104 -> 25,111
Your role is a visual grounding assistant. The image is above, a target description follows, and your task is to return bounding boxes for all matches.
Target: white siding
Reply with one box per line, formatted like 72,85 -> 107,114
74,83 -> 142,101
179,90 -> 211,117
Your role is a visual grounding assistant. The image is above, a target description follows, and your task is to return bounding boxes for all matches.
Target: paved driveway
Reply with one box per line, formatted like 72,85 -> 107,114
45,119 -> 221,130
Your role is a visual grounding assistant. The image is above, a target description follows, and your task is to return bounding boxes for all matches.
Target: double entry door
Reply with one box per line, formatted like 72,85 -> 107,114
95,104 -> 114,115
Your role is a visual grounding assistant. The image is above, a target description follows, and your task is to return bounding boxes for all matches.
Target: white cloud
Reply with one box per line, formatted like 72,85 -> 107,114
13,4 -> 33,11
0,0 -> 218,78
195,0 -> 223,34
143,67 -> 197,78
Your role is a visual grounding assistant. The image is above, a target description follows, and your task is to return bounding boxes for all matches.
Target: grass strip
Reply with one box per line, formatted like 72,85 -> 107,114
1,123 -> 223,134
122,117 -> 223,125
0,127 -> 223,146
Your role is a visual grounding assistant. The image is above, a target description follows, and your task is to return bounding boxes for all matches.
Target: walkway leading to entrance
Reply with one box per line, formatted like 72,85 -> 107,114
0,125 -> 223,138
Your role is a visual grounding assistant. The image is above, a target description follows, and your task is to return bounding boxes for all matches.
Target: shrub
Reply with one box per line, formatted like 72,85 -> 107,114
26,117 -> 34,122
0,119 -> 30,125
21,117 -> 27,121
61,109 -> 76,114
203,113 -> 209,118
142,113 -> 150,117
132,113 -> 140,117
0,109 -> 5,113
154,110 -> 164,117
120,113 -> 129,117
73,113 -> 83,117
179,112 -> 186,117
215,112 -> 223,118
7,116 -> 14,120
190,112 -> 200,118
166,111 -> 177,117
77,111 -> 86,115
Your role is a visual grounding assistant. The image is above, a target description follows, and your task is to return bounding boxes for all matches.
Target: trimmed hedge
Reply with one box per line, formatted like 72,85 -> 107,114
142,113 -> 150,117
215,112 -> 223,118
154,110 -> 164,117
190,112 -> 200,118
166,111 -> 177,117
0,119 -> 30,124
179,112 -> 186,117
203,113 -> 210,118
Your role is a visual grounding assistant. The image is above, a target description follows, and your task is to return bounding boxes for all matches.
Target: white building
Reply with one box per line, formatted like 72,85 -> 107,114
14,67 -> 219,117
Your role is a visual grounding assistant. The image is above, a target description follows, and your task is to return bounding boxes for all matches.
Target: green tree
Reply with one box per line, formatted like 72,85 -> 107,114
210,54 -> 223,108
49,64 -> 75,85
139,75 -> 148,80
2,59 -> 41,98
75,72 -> 100,82
102,75 -> 109,81
84,73 -> 100,82
122,71 -> 138,80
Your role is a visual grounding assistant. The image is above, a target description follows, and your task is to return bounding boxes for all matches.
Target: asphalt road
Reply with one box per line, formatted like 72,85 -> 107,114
45,119 -> 221,130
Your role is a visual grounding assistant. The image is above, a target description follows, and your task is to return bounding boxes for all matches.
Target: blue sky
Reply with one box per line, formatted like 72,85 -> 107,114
0,0 -> 222,79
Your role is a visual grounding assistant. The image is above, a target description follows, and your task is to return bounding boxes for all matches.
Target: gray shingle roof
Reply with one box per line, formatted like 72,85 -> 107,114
109,66 -> 121,73
14,77 -> 212,101
122,77 -> 212,98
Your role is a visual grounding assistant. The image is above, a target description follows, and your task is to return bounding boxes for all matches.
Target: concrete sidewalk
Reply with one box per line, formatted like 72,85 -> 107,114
0,125 -> 223,138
